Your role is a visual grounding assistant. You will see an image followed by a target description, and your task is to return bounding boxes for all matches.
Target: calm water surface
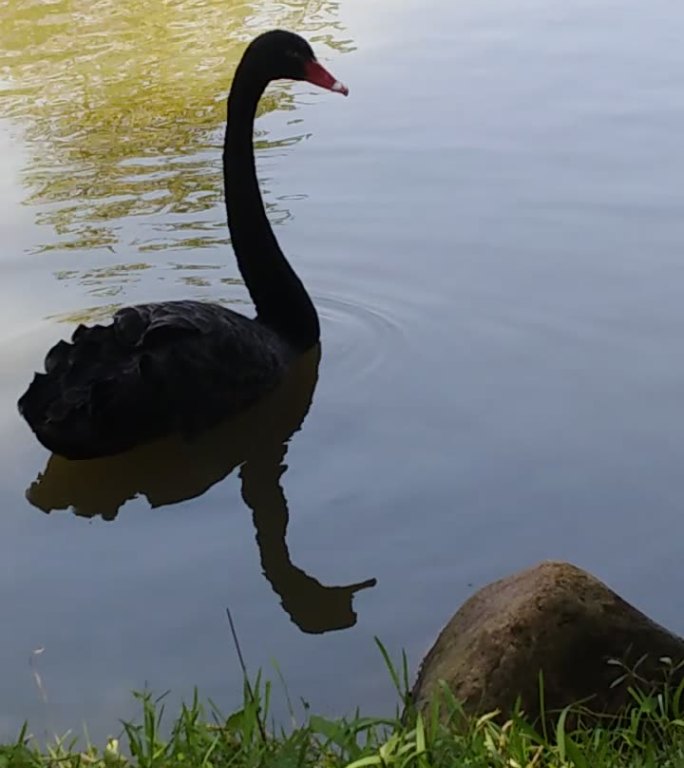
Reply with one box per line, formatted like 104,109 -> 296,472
3,0 -> 684,741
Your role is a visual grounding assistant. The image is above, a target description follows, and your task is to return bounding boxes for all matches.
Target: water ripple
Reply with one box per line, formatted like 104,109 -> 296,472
315,291 -> 408,385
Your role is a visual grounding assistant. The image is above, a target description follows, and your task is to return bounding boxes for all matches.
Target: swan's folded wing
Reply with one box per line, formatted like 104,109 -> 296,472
19,300 -> 288,458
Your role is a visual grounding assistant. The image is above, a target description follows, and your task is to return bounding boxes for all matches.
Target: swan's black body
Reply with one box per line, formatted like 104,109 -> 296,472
18,30 -> 347,459
20,302 -> 291,459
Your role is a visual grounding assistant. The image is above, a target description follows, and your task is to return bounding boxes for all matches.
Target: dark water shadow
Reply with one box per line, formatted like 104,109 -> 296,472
25,345 -> 376,633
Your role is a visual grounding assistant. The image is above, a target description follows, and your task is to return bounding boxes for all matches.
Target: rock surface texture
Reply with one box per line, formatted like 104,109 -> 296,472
411,561 -> 684,722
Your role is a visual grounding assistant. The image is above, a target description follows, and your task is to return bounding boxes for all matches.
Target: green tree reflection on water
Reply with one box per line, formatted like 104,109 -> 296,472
0,0 -> 352,319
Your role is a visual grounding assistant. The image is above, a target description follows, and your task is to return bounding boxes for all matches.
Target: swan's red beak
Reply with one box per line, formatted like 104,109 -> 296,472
303,60 -> 349,96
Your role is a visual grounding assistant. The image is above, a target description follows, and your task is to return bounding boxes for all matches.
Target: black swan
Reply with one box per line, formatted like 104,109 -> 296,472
18,29 -> 348,460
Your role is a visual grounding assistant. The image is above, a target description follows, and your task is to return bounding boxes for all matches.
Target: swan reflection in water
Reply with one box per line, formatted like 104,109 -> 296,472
25,345 -> 376,634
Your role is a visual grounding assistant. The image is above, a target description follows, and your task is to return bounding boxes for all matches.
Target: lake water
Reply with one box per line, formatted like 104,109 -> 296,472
3,0 -> 684,743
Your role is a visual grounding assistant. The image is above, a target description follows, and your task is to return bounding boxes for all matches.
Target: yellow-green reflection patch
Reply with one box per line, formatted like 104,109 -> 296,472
0,0 -> 352,254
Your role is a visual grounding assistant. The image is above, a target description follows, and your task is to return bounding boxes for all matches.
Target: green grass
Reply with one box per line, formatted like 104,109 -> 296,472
4,644 -> 684,768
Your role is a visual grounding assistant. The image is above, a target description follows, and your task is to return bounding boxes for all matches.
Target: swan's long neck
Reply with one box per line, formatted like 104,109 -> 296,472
223,57 -> 320,350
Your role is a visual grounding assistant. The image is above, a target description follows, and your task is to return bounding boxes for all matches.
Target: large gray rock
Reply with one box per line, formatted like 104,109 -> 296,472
411,561 -> 684,722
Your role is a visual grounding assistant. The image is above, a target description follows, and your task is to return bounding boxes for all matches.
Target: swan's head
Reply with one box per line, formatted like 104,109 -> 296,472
246,30 -> 349,97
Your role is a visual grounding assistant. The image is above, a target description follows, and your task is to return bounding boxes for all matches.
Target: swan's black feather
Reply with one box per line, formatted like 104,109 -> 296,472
19,300 -> 291,459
